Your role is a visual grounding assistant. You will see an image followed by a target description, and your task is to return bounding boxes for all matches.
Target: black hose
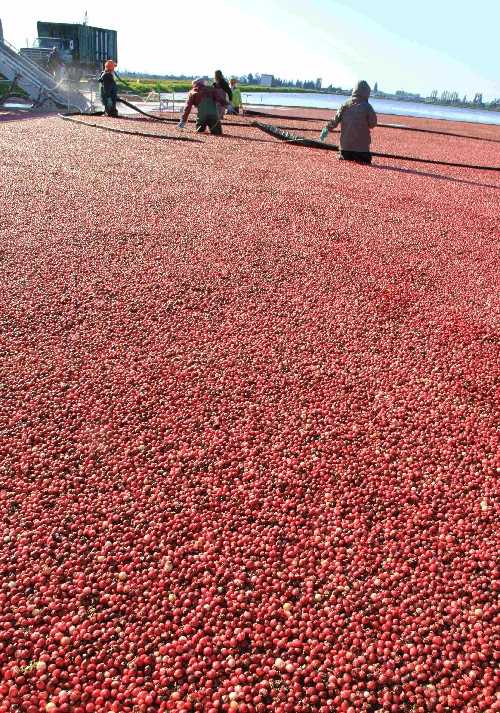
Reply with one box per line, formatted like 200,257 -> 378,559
245,108 -> 500,144
119,113 -> 262,130
64,110 -> 106,117
116,97 -> 276,131
66,106 -> 261,130
117,96 -> 174,122
114,72 -> 141,94
62,99 -> 178,123
245,109 -> 323,122
60,114 -> 202,142
255,123 -> 500,172
370,151 -> 500,172
118,96 -> 264,131
380,123 -> 500,143
118,95 -> 262,130
268,124 -> 332,134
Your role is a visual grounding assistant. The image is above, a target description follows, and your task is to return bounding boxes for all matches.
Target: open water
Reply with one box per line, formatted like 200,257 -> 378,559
170,91 -> 500,126
242,92 -> 500,126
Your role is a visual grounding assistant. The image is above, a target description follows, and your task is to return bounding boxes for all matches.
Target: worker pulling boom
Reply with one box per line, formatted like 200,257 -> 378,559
320,80 -> 377,164
178,78 -> 234,135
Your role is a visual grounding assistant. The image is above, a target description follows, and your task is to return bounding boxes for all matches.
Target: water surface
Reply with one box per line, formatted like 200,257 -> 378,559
170,91 -> 500,126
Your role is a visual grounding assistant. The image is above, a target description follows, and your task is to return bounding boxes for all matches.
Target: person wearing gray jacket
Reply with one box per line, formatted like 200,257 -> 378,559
320,80 -> 377,164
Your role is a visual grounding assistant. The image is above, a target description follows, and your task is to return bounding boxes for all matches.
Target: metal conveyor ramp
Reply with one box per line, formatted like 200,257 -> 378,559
0,36 -> 90,111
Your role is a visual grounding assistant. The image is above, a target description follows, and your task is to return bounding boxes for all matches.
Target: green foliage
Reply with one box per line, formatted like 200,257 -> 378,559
116,78 -> 187,94
116,78 -> 326,96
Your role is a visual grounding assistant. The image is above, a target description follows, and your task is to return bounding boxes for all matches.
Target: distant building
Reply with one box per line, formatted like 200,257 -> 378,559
260,74 -> 274,88
395,90 -> 421,101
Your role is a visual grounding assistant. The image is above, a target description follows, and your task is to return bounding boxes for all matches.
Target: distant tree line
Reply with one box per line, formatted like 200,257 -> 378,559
122,70 -> 328,91
225,76 -> 344,92
272,77 -> 323,90
121,71 -> 199,80
426,89 -> 499,108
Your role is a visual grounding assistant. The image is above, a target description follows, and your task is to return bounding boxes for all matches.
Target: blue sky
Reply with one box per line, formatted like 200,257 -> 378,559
3,0 -> 500,99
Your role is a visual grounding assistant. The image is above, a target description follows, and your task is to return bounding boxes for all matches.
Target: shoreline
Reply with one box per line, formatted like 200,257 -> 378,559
242,103 -> 500,127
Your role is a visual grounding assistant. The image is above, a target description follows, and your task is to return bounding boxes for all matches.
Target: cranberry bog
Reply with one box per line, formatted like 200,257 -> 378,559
0,109 -> 500,713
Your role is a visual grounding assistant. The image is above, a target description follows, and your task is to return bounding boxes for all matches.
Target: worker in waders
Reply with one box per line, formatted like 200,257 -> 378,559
229,77 -> 243,114
320,80 -> 377,164
48,47 -> 65,83
213,70 -> 233,119
99,60 -> 119,118
178,78 -> 233,135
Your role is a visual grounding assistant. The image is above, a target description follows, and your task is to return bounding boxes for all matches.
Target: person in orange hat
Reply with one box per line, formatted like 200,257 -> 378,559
99,60 -> 118,117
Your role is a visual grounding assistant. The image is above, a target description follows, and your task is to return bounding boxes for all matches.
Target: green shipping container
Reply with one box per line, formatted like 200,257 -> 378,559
37,21 -> 117,73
